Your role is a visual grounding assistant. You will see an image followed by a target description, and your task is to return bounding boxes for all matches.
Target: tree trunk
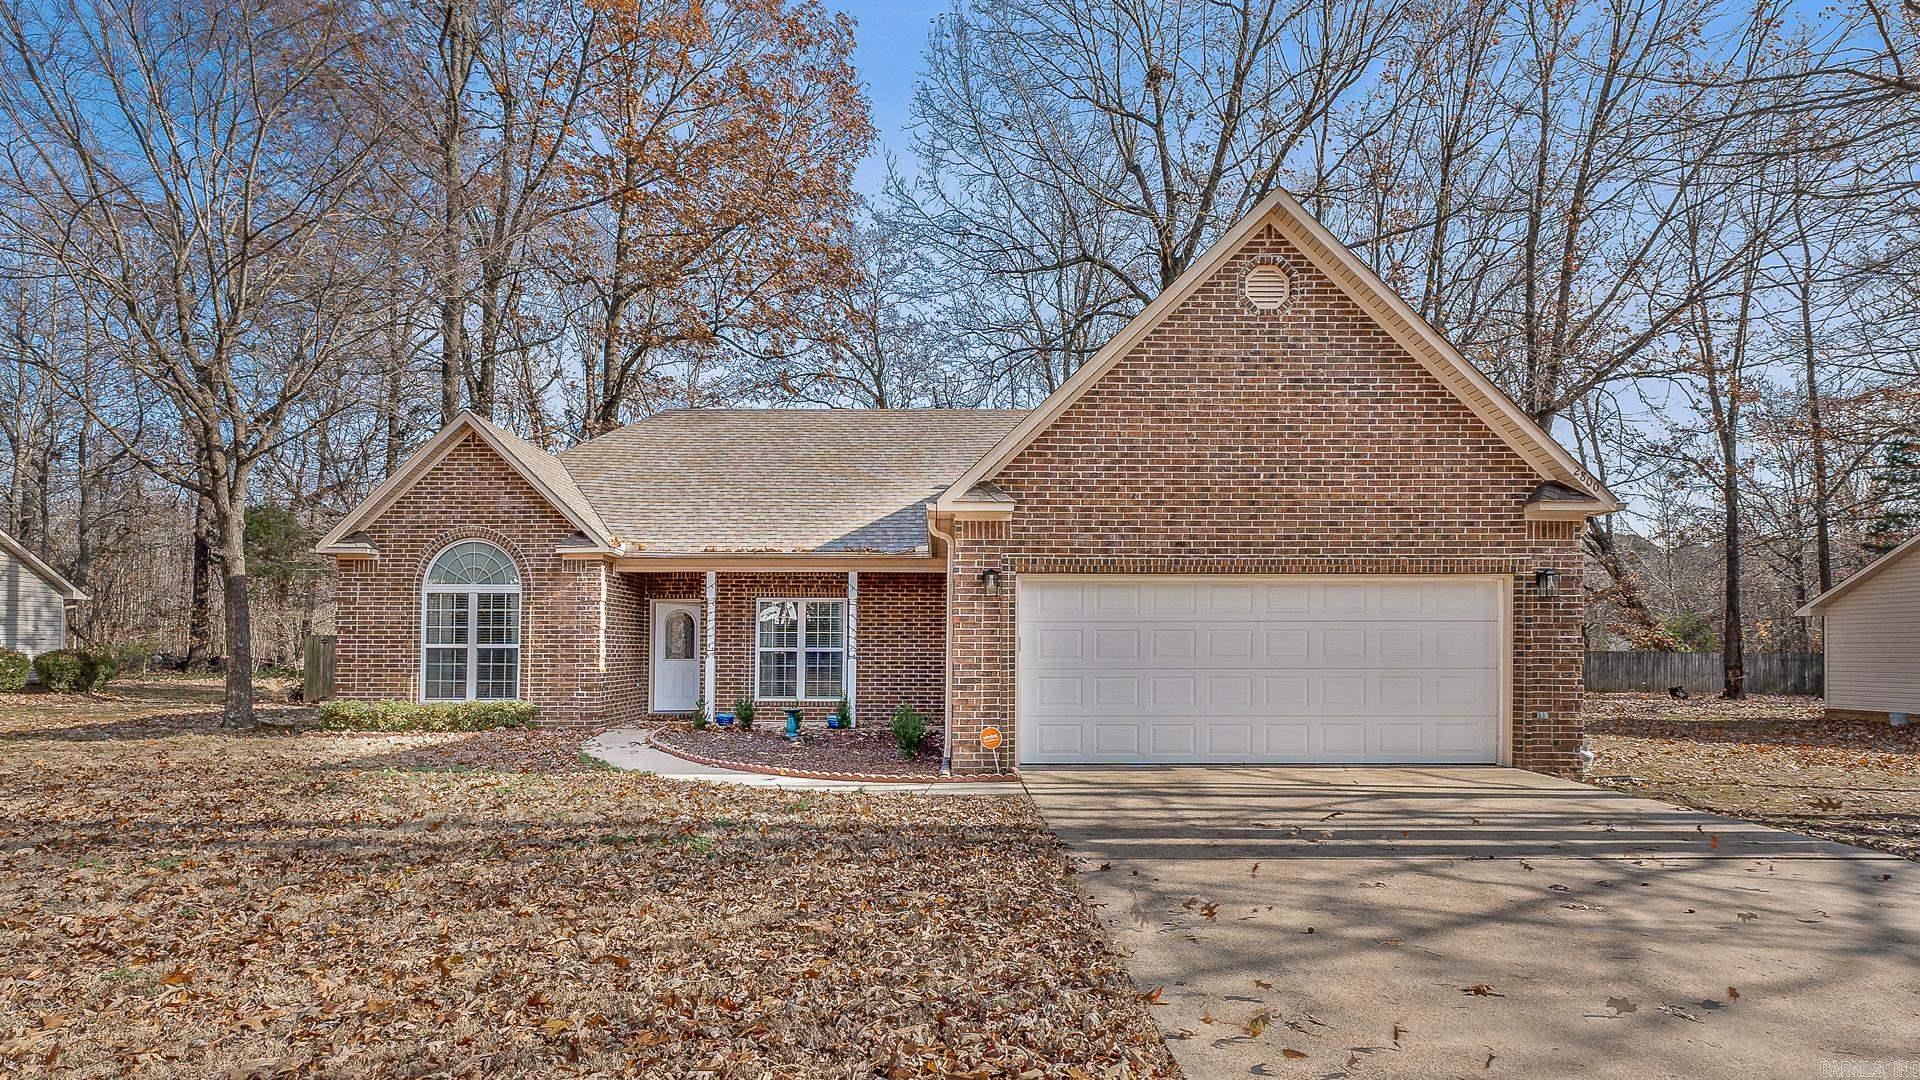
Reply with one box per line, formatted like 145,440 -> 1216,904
436,1 -> 475,423
74,421 -> 93,640
185,495 -> 218,671
1796,212 -> 1832,595
1722,455 -> 1745,699
214,493 -> 255,727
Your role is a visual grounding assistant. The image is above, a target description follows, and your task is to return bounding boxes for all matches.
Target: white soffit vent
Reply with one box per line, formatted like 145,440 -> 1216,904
1244,264 -> 1292,310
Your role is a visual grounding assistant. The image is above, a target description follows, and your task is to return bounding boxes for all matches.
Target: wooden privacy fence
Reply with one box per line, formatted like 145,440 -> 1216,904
303,634 -> 336,702
1584,651 -> 1823,696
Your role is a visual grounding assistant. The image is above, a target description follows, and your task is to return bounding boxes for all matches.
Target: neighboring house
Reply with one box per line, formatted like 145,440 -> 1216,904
0,528 -> 86,657
1797,534 -> 1920,722
318,190 -> 1618,775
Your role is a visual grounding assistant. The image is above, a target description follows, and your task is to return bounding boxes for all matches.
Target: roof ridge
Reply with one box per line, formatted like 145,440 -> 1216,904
0,526 -> 86,601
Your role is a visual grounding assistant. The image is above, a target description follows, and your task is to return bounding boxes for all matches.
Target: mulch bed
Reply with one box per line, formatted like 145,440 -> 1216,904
1585,692 -> 1920,859
652,725 -> 962,781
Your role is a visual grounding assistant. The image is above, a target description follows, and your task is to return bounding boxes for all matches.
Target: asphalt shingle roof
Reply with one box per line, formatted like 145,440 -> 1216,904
557,409 -> 1029,554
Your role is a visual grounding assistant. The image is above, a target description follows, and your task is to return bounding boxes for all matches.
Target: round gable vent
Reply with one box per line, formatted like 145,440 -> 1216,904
1243,264 -> 1292,311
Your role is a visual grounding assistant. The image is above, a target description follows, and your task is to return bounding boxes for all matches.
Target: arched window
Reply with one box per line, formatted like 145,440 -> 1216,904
663,610 -> 695,660
422,541 -> 521,701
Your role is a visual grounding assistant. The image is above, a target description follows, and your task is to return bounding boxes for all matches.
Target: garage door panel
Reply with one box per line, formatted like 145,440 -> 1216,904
1092,628 -> 1139,659
1319,675 -> 1367,710
1092,676 -> 1139,707
1034,676 -> 1082,707
1378,674 -> 1424,708
1435,625 -> 1497,663
1150,675 -> 1196,707
1019,576 -> 1503,765
1034,724 -> 1084,754
1264,675 -> 1310,709
1150,725 -> 1198,755
1377,722 -> 1425,754
1150,585 -> 1197,613
1265,585 -> 1310,614
1151,628 -> 1197,660
1208,723 -> 1254,755
1263,723 -> 1310,754
1093,725 -> 1139,754
1206,675 -> 1254,710
1319,723 -> 1367,754
1206,628 -> 1254,660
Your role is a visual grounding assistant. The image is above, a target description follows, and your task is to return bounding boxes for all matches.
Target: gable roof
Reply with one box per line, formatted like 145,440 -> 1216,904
1797,533 -> 1920,615
316,411 -> 616,556
0,527 -> 86,601
935,188 -> 1620,513
560,409 -> 1028,554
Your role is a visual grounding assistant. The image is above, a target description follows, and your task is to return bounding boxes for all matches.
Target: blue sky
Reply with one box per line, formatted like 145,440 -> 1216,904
832,0 -> 949,195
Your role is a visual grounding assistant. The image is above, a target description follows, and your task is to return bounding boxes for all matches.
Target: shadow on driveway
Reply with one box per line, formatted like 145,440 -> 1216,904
1026,765 -> 1920,1080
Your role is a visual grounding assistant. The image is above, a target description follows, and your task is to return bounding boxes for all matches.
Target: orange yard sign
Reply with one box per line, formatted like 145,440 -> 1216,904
979,726 -> 1003,751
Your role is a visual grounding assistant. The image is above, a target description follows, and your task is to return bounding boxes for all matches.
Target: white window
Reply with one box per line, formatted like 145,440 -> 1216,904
756,598 -> 844,701
421,540 -> 521,701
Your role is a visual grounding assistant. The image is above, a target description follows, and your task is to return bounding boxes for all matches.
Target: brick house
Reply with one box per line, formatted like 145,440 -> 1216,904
318,190 -> 1617,775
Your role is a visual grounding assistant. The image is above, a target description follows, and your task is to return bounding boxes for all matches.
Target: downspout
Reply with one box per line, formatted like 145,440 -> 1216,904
845,570 -> 858,727
927,509 -> 956,776
703,571 -> 717,718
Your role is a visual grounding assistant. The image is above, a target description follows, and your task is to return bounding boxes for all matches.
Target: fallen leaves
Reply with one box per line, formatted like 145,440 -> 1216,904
1584,693 -> 1920,859
0,679 -> 1179,1076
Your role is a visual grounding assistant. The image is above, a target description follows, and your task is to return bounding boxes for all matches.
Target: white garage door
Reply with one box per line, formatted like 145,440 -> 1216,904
1017,576 -> 1504,765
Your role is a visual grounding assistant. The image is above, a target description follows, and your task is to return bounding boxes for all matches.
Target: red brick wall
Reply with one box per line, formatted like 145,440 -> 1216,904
854,573 -> 947,728
626,571 -> 945,730
332,433 -> 641,726
947,224 -> 1588,775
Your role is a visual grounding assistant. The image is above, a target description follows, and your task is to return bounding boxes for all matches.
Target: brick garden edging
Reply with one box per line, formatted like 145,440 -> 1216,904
641,731 -> 1018,785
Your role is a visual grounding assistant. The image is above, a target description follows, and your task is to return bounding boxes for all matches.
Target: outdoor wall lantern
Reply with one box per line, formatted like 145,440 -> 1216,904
978,567 -> 1002,592
1534,567 -> 1561,597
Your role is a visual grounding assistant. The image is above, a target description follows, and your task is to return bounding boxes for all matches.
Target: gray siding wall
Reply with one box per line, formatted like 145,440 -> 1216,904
1825,551 -> 1920,714
1,547 -> 68,656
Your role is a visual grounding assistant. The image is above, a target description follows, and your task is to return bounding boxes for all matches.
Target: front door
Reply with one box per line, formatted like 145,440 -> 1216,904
651,602 -> 700,713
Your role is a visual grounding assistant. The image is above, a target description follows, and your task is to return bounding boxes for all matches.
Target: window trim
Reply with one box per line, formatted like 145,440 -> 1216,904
753,597 -> 846,702
420,541 -> 523,703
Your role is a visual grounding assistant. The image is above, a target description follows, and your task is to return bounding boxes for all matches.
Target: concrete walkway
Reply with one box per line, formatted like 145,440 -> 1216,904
1026,765 -> 1920,1080
583,728 -> 1020,795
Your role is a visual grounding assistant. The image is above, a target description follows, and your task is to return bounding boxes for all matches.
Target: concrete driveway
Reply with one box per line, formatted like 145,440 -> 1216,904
1024,766 -> 1920,1079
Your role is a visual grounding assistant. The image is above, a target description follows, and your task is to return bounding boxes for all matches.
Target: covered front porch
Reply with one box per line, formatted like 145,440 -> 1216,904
606,558 -> 949,732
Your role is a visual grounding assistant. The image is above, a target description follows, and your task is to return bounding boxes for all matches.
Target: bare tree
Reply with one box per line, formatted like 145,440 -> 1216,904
895,0 -> 1410,401
0,0 -> 394,724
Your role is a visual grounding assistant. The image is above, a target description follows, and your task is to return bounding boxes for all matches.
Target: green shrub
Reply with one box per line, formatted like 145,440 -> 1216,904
315,699 -> 538,732
832,697 -> 852,727
690,696 -> 708,730
734,696 -> 756,731
0,648 -> 28,692
80,649 -> 119,688
890,704 -> 927,760
33,649 -> 91,692
110,640 -> 160,676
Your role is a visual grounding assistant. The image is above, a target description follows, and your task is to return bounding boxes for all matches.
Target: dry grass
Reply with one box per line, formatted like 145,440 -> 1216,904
1585,692 -> 1920,860
0,679 -> 1175,1078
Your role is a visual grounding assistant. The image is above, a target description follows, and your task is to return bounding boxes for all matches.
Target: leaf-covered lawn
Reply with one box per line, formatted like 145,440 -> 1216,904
0,680 -> 1176,1077
1585,692 -> 1920,860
